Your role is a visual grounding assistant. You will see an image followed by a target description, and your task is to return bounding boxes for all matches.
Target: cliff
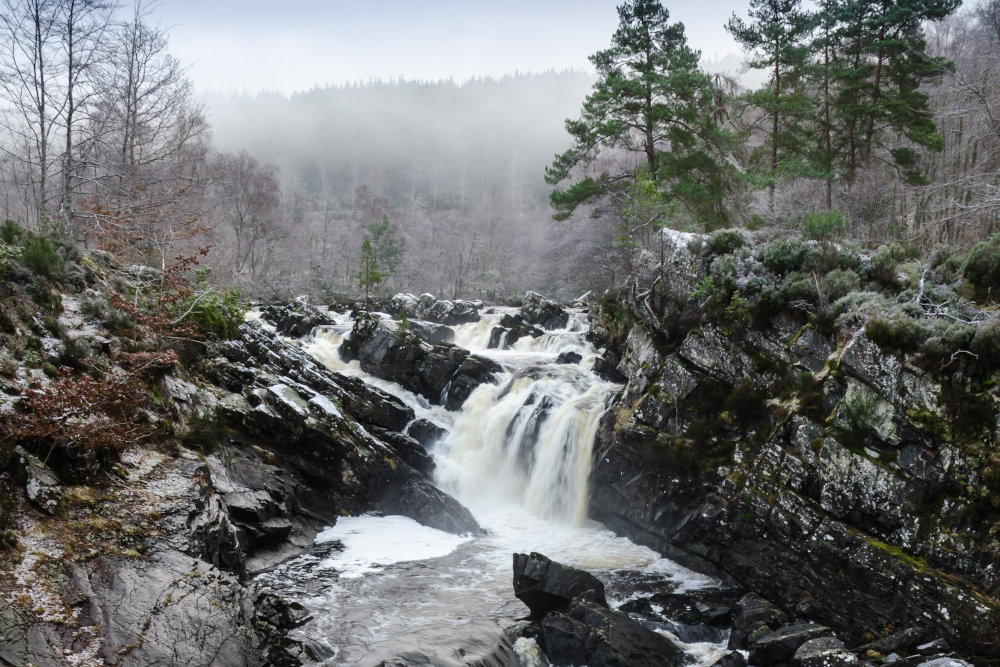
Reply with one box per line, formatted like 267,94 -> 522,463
588,229 -> 1000,663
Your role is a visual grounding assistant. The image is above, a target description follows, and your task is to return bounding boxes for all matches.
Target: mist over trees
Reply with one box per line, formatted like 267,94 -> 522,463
0,0 -> 998,302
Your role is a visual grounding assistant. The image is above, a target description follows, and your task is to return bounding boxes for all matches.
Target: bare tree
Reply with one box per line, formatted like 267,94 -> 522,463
0,0 -> 62,225
57,0 -> 116,237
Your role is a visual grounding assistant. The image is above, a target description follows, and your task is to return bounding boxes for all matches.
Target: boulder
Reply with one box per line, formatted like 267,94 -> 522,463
15,447 -> 62,515
521,292 -> 569,330
556,351 -> 583,365
386,293 -> 481,325
406,419 -> 447,448
750,623 -> 835,666
513,552 -> 608,620
538,599 -> 687,667
380,475 -> 483,536
728,594 -> 790,650
261,301 -> 332,337
711,652 -> 748,667
792,637 -> 858,667
341,313 -> 500,410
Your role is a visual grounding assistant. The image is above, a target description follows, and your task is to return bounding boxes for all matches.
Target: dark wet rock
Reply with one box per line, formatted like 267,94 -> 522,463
538,598 -> 687,667
593,354 -> 626,383
521,291 -> 569,330
712,652 -> 749,667
341,312 -> 500,410
791,637 -> 857,667
197,320 -> 481,538
407,320 -> 455,344
380,475 -> 483,535
406,418 -> 447,448
556,351 -> 582,365
513,552 -> 608,620
728,594 -> 790,650
750,623 -> 834,665
650,589 -> 739,627
253,592 -> 311,666
489,323 -> 544,350
618,597 -> 655,616
261,301 -> 332,337
860,628 -> 926,657
370,426 -> 435,475
387,293 -> 481,325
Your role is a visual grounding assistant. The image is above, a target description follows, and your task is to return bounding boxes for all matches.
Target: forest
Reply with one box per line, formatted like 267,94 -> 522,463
0,0 -> 998,301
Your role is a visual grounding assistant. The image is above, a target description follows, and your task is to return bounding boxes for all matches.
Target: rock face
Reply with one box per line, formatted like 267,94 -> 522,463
586,236 -> 1000,661
194,319 -> 482,538
340,312 -> 501,410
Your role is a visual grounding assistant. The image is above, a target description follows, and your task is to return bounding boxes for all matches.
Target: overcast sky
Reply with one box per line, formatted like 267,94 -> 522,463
149,1 -> 750,95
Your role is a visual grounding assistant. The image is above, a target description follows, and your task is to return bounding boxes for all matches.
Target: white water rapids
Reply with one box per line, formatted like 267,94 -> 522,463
256,307 -> 728,666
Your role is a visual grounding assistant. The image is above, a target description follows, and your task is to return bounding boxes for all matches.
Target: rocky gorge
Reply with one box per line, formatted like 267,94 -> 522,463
0,232 -> 998,666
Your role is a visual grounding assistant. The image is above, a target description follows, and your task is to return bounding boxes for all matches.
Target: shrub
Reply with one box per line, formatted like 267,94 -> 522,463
868,243 -> 915,288
178,287 -> 246,340
801,211 -> 848,242
21,236 -> 63,278
930,245 -> 964,284
724,380 -> 766,422
758,238 -> 814,275
963,234 -> 1000,299
0,241 -> 20,274
866,314 -> 927,354
0,219 -> 23,245
820,268 -> 861,302
970,317 -> 1000,368
785,274 -> 819,306
704,229 -> 746,256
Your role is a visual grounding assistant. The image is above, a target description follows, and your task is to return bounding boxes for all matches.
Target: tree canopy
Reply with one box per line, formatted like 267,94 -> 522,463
545,0 -> 736,229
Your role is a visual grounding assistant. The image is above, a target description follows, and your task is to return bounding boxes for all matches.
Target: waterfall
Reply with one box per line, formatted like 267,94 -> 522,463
264,305 -> 723,666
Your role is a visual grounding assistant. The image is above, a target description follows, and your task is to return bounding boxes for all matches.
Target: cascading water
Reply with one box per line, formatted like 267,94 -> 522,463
257,307 -> 727,666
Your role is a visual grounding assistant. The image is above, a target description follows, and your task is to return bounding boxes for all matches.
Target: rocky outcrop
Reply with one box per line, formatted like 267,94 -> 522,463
587,236 -> 1000,662
190,319 -> 482,537
510,553 -> 688,667
386,292 -> 481,325
512,552 -> 608,620
261,300 -> 332,337
340,312 -> 501,410
520,291 -> 570,330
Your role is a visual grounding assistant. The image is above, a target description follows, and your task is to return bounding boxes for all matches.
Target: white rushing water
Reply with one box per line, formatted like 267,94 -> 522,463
259,307 -> 726,666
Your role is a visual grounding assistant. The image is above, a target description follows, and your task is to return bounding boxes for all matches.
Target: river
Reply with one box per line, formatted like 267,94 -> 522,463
255,306 -> 728,666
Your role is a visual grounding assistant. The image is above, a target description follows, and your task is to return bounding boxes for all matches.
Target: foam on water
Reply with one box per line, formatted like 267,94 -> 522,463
315,514 -> 474,578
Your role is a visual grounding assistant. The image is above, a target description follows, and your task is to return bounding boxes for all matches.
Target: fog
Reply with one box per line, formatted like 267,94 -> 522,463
200,71 -> 617,299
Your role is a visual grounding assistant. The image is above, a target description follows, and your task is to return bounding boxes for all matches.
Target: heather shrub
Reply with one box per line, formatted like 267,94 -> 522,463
22,236 -> 63,278
758,238 -> 814,275
704,229 -> 746,256
963,234 -> 1000,299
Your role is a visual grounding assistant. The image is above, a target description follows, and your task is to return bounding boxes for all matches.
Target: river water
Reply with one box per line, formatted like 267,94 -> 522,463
256,307 -> 727,666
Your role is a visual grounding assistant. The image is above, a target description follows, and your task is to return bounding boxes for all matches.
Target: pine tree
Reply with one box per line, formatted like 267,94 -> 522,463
828,0 -> 959,185
726,0 -> 815,217
545,0 -> 734,229
356,236 -> 388,302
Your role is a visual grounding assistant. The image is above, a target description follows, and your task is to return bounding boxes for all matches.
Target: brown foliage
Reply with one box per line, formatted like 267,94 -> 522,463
4,351 -> 176,471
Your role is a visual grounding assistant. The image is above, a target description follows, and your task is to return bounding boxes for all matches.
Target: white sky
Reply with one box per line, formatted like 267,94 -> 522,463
150,1 -> 749,95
